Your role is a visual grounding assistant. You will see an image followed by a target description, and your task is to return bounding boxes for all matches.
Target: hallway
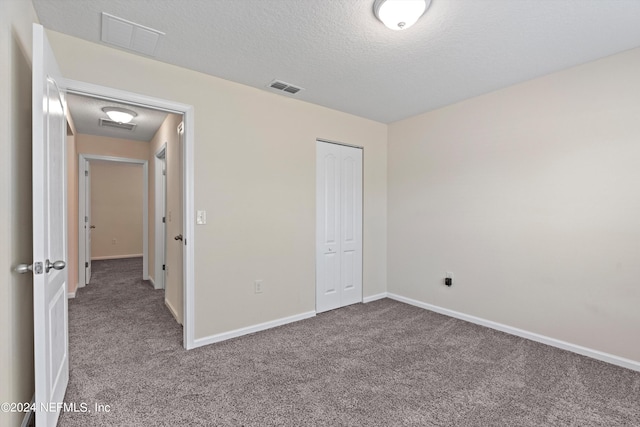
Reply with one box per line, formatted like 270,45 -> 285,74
60,258 -> 182,425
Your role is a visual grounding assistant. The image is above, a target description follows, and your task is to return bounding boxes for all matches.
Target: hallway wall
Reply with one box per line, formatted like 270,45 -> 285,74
90,161 -> 144,260
0,1 -> 39,425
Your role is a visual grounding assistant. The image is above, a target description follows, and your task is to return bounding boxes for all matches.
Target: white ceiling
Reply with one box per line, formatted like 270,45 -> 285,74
66,93 -> 168,142
34,0 -> 640,123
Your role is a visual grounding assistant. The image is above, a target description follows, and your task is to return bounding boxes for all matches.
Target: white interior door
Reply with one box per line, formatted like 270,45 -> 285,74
84,160 -> 92,284
154,147 -> 167,290
32,23 -> 69,427
316,141 -> 363,313
162,159 -> 167,288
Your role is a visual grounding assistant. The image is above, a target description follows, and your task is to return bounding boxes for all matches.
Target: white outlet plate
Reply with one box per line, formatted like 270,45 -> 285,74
254,280 -> 263,294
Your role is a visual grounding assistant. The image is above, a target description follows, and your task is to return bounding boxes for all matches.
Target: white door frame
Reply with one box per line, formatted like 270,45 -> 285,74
153,144 -> 167,290
62,77 -> 196,349
78,155 -> 149,281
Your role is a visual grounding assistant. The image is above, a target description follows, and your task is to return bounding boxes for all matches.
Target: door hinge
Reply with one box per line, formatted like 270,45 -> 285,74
85,216 -> 88,223
85,170 -> 88,177
162,264 -> 165,271
85,262 -> 88,268
162,216 -> 165,223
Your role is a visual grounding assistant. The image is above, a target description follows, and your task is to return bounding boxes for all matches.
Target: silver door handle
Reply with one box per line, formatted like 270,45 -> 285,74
15,264 -> 33,274
45,259 -> 66,273
174,234 -> 183,241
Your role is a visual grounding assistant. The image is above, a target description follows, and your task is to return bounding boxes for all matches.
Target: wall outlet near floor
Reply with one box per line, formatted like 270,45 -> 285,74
445,272 -> 453,287
254,280 -> 263,294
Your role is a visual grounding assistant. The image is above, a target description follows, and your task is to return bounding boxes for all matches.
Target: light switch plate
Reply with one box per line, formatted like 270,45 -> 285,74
196,210 -> 206,225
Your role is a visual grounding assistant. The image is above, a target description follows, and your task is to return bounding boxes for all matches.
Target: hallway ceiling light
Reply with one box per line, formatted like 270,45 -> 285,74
373,0 -> 431,31
102,107 -> 137,124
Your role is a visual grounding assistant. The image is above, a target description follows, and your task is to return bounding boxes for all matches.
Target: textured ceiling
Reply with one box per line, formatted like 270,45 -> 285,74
34,0 -> 640,123
66,93 -> 168,142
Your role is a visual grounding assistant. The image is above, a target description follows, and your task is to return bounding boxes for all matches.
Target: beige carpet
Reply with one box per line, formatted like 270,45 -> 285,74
59,258 -> 640,426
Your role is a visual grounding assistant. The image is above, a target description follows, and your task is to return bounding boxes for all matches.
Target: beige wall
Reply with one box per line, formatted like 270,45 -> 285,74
48,31 -> 388,339
148,113 -> 183,323
0,1 -> 38,426
77,133 -> 149,160
90,161 -> 144,259
388,47 -> 640,362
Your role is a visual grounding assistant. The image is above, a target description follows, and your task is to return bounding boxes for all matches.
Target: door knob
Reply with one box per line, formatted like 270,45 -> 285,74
174,234 -> 183,241
15,264 -> 34,274
45,259 -> 66,273
15,260 -> 64,274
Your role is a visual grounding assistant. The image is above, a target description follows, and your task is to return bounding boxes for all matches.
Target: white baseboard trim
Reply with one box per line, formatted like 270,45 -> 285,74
192,311 -> 316,349
387,293 -> 640,372
363,292 -> 388,303
21,395 -> 34,427
91,254 -> 143,261
164,298 -> 182,325
148,276 -> 157,289
67,290 -> 76,299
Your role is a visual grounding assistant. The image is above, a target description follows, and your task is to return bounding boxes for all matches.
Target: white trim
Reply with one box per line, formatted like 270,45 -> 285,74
317,138 -> 364,150
79,154 -> 148,281
165,298 -> 182,325
61,78 -> 195,350
181,114 -> 196,350
67,291 -> 76,299
387,293 -> 640,372
363,292 -> 388,303
192,311 -> 316,349
20,396 -> 34,427
148,276 -> 156,288
91,254 -> 144,260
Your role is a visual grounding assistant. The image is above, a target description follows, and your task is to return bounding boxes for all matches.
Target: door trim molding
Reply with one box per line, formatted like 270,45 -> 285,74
63,78 -> 196,350
317,138 -> 364,150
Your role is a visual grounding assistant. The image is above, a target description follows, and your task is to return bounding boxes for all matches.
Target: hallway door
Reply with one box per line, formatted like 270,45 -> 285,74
31,23 -> 69,427
165,122 -> 184,323
84,160 -> 92,283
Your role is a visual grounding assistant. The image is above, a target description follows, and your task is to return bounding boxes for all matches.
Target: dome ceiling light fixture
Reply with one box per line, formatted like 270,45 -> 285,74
373,0 -> 431,31
102,106 -> 138,124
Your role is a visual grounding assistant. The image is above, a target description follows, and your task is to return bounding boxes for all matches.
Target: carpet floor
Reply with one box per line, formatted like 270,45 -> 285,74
60,258 -> 640,426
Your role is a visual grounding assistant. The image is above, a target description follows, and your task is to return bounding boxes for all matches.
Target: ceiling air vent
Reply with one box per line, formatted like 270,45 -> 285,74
268,80 -> 304,95
99,118 -> 137,131
101,12 -> 165,57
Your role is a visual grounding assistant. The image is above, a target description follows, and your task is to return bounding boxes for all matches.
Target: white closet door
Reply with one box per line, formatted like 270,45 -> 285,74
316,141 -> 362,313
